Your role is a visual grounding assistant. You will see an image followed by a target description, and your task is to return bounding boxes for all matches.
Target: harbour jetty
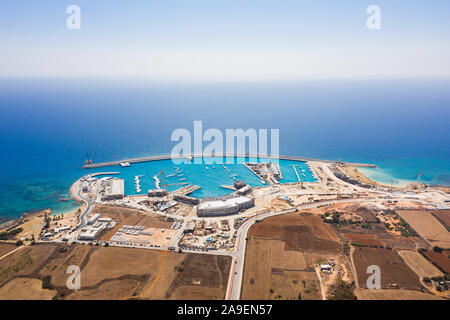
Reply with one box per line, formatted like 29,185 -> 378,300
290,165 -> 301,182
82,154 -> 377,169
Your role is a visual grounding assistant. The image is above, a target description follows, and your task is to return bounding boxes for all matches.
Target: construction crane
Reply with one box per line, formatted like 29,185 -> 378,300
85,152 -> 93,165
417,171 -> 422,184
155,169 -> 184,202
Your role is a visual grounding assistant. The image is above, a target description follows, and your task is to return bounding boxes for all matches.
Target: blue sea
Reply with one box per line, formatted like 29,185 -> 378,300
0,79 -> 449,220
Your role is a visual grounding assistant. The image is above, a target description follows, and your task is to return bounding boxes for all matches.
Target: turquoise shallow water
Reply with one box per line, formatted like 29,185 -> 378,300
86,157 -> 316,198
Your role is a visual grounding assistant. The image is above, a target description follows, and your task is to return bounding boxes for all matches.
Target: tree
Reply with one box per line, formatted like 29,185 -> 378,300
42,275 -> 52,289
433,246 -> 443,254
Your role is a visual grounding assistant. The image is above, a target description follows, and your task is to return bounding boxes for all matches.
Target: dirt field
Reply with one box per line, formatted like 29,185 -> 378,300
67,277 -> 146,300
352,206 -> 378,223
0,243 -> 18,257
353,247 -> 421,290
281,225 -> 341,252
0,244 -> 57,285
397,250 -> 443,278
80,247 -> 171,287
355,288 -> 443,300
242,238 -> 316,300
166,253 -> 231,300
430,210 -> 450,229
169,285 -> 225,300
423,250 -> 450,273
342,233 -> 384,247
249,211 -> 341,244
397,210 -> 450,248
242,211 -> 340,300
0,277 -> 57,300
39,245 -> 94,287
0,242 -> 231,300
270,270 -> 321,300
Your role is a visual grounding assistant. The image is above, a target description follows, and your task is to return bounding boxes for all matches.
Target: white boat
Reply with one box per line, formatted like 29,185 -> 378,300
120,162 -> 131,167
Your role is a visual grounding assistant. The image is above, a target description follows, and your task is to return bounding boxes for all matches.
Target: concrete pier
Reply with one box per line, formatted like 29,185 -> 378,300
290,165 -> 301,182
82,154 -> 377,169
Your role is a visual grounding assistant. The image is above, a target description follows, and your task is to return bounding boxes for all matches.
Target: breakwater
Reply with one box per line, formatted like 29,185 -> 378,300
83,154 -> 377,169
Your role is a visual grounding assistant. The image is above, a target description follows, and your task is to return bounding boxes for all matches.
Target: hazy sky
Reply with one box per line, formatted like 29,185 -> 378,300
1,0 -> 450,81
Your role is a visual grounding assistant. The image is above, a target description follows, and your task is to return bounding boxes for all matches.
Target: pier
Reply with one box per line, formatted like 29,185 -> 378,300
82,154 -> 377,169
134,175 -> 143,193
290,165 -> 301,182
174,184 -> 201,195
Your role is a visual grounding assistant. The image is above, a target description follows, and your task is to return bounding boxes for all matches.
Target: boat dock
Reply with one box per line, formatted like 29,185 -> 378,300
307,162 -> 319,180
153,175 -> 161,189
175,184 -> 201,195
290,165 -> 301,182
134,175 -> 143,193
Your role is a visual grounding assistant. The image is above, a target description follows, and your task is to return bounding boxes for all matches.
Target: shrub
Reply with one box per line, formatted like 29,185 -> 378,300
42,275 -> 52,289
433,246 -> 443,254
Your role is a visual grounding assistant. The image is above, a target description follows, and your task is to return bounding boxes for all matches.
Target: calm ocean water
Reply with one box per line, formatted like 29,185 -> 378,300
0,79 -> 449,219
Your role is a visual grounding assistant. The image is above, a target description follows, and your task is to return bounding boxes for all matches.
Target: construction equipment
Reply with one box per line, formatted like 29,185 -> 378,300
155,169 -> 184,202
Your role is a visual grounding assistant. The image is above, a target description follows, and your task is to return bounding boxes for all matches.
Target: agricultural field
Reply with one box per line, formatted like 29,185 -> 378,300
166,254 -> 231,300
270,270 -> 321,300
242,210 -> 342,299
0,243 -> 18,257
322,205 -> 420,250
0,243 -> 231,300
430,210 -> 450,230
352,247 -> 421,290
0,277 -> 57,300
397,250 -> 443,279
397,210 -> 450,248
0,245 -> 56,285
250,211 -> 341,244
241,238 -> 312,300
342,233 -> 384,247
355,288 -> 443,300
422,250 -> 450,274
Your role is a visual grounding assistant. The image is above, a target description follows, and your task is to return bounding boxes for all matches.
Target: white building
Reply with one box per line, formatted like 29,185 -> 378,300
78,227 -> 101,241
101,178 -> 124,201
197,196 -> 255,217
320,264 -> 332,271
87,213 -> 101,225
54,226 -> 70,233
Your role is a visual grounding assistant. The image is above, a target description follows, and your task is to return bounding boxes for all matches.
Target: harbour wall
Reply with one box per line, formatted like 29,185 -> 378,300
82,154 -> 377,169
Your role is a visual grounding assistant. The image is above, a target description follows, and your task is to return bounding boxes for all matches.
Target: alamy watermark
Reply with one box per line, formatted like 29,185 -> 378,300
366,265 -> 381,289
367,5 -> 381,30
66,265 -> 81,290
171,121 -> 279,164
66,5 -> 81,30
